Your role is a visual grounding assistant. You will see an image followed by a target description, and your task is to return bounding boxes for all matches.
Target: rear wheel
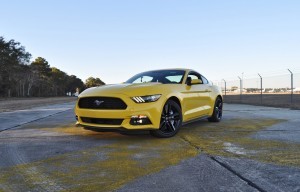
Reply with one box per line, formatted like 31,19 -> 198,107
208,97 -> 223,122
150,100 -> 182,138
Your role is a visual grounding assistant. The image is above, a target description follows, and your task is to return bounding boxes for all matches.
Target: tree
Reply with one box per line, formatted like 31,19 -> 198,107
30,57 -> 52,96
0,36 -> 31,97
51,67 -> 67,96
0,36 -> 89,97
85,77 -> 105,88
31,57 -> 51,78
0,37 -> 31,66
66,75 -> 85,94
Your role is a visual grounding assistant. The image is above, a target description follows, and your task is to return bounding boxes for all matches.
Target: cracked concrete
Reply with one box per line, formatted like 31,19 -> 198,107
0,103 -> 299,192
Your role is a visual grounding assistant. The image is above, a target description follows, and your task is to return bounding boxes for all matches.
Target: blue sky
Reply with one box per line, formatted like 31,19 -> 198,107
1,0 -> 300,84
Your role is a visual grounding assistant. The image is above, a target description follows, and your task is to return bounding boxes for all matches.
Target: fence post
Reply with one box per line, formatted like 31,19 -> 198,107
288,69 -> 293,105
238,76 -> 242,101
258,73 -> 262,104
223,79 -> 226,96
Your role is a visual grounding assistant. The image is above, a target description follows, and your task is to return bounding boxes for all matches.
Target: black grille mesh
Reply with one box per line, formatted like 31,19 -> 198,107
81,117 -> 123,125
78,97 -> 127,110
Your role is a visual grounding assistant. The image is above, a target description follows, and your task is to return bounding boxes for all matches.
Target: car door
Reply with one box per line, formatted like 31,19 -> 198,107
181,71 -> 211,121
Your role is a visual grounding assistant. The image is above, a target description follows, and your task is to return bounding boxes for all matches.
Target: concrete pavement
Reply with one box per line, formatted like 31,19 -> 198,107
0,102 -> 75,131
0,103 -> 299,191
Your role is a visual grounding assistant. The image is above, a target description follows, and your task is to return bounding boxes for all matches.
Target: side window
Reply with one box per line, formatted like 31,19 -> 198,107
201,75 -> 209,84
186,72 -> 202,84
188,74 -> 199,81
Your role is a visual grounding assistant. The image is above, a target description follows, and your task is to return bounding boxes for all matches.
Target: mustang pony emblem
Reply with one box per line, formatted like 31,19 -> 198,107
94,100 -> 104,106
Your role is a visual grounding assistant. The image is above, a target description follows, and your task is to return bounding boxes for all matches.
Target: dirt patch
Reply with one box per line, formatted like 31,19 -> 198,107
0,97 -> 77,112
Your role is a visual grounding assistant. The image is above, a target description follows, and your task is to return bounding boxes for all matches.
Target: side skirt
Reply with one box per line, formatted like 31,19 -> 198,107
182,115 -> 209,126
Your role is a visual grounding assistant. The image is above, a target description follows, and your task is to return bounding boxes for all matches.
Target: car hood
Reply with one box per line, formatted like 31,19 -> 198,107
79,83 -> 163,97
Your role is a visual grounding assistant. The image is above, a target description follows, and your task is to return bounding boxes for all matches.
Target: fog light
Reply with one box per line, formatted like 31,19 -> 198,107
130,115 -> 151,125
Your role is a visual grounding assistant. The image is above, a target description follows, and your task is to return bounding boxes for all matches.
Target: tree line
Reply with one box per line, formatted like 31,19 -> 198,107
0,36 -> 105,97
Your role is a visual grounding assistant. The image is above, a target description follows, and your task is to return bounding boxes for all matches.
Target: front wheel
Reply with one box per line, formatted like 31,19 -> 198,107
150,100 -> 182,138
208,97 -> 223,122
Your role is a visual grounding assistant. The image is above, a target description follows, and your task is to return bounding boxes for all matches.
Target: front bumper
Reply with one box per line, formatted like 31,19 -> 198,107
75,94 -> 164,130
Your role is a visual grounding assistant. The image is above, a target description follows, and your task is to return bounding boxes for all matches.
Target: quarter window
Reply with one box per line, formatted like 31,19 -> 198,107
188,74 -> 199,81
186,72 -> 202,84
201,76 -> 209,84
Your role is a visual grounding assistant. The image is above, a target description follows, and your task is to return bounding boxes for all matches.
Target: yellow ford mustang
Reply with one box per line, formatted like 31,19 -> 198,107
75,69 -> 223,137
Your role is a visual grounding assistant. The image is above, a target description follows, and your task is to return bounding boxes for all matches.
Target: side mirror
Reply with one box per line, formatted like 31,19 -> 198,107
186,77 -> 192,86
187,78 -> 202,86
191,79 -> 202,84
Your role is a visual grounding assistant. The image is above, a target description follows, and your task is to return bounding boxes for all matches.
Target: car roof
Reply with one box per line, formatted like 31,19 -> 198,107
142,68 -> 193,72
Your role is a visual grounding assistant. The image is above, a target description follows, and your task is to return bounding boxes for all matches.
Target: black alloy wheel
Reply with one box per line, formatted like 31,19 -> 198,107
208,97 -> 223,122
150,100 -> 182,138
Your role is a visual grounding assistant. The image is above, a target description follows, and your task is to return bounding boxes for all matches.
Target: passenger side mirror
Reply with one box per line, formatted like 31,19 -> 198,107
187,77 -> 202,86
186,77 -> 192,86
191,79 -> 202,84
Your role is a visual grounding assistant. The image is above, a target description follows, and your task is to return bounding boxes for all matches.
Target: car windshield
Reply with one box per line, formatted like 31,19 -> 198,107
125,70 -> 186,84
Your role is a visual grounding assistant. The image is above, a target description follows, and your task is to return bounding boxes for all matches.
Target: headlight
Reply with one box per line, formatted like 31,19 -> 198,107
131,94 -> 161,103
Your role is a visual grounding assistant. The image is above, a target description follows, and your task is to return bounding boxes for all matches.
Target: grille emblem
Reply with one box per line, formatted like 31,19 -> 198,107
94,100 -> 104,106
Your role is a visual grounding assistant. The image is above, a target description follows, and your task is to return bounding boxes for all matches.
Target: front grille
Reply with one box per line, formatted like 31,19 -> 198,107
81,117 -> 123,125
78,97 -> 127,110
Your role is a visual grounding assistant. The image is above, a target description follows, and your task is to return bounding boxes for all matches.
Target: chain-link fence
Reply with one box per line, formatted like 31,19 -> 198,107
213,70 -> 300,109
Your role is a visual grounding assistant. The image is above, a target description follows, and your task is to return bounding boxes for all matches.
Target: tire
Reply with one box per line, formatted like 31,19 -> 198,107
208,97 -> 223,122
150,100 -> 182,138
